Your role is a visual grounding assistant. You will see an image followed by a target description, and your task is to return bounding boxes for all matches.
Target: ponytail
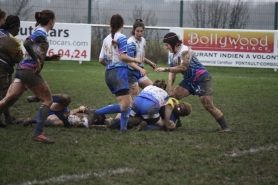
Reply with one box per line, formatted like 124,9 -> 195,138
34,10 -> 55,27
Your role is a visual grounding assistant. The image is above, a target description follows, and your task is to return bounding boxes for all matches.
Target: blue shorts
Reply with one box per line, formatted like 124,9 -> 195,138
48,108 -> 70,127
48,108 -> 70,120
131,96 -> 160,121
179,74 -> 213,96
128,68 -> 148,86
105,67 -> 129,94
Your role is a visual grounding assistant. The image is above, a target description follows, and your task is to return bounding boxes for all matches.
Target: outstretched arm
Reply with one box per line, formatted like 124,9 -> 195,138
144,58 -> 156,70
69,105 -> 86,115
120,53 -> 142,64
128,62 -> 149,76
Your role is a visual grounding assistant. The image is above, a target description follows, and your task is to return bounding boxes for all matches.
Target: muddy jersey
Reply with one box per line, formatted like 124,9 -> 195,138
127,36 -> 146,70
169,44 -> 209,82
0,29 -> 23,73
138,85 -> 169,108
17,27 -> 49,71
99,32 -> 128,69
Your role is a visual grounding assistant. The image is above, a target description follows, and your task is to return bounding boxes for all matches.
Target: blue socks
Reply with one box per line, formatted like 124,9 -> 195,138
95,104 -> 121,115
120,107 -> 131,132
147,125 -> 161,130
35,104 -> 50,136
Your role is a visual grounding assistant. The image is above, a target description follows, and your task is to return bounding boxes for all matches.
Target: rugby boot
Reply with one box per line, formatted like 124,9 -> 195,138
0,118 -> 6,127
27,96 -> 40,103
32,133 -> 55,144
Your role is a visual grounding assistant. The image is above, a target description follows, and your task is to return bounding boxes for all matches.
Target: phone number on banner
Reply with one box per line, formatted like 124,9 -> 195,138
48,49 -> 88,59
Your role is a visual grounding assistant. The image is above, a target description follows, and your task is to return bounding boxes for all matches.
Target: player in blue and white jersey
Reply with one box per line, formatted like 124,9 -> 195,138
155,32 -> 231,132
0,10 -> 62,143
89,14 -> 141,133
126,19 -> 156,98
130,79 -> 175,129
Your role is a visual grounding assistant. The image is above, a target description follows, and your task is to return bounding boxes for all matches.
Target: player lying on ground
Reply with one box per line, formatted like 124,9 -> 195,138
105,96 -> 192,131
104,80 -> 192,131
16,94 -> 105,127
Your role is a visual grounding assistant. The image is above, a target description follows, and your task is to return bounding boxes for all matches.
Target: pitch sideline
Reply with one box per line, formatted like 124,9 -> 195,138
12,167 -> 136,185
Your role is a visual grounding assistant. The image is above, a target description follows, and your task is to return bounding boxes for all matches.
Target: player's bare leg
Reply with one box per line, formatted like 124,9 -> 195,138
139,78 -> 153,89
170,85 -> 190,99
0,82 -> 26,113
0,82 -> 26,127
199,95 -> 231,132
29,82 -> 54,143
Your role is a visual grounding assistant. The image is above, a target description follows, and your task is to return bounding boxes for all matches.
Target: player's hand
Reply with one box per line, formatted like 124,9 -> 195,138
79,106 -> 86,113
140,68 -> 149,76
48,54 -> 62,61
168,88 -> 173,96
34,59 -> 42,73
149,61 -> 156,70
154,67 -> 167,72
165,120 -> 176,130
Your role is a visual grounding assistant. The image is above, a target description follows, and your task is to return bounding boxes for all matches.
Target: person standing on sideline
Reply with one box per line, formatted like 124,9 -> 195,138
0,9 -> 7,26
0,10 -> 62,143
89,14 -> 141,133
154,32 -> 231,132
0,15 -> 23,127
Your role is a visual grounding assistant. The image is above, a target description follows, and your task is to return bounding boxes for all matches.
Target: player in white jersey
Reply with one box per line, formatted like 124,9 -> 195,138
89,14 -> 141,133
130,79 -> 176,130
126,19 -> 156,98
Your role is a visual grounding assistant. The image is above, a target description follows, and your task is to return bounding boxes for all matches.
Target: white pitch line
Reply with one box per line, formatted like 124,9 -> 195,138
225,144 -> 278,157
213,75 -> 276,80
15,167 -> 136,185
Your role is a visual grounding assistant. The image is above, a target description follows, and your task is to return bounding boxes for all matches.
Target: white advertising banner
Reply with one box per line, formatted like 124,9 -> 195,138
17,21 -> 91,61
171,27 -> 278,68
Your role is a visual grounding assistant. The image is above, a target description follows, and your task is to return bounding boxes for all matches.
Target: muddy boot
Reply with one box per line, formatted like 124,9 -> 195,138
22,118 -> 35,126
4,109 -> 14,124
0,116 -> 6,127
15,118 -> 25,124
27,96 -> 40,103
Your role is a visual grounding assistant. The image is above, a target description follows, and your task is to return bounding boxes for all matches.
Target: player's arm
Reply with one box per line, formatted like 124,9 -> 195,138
168,72 -> 176,93
155,50 -> 190,73
8,38 -> 23,63
45,54 -> 62,61
24,38 -> 41,72
99,58 -> 106,67
69,106 -> 86,115
128,62 -> 148,76
163,104 -> 175,130
120,53 -> 141,64
144,57 -> 156,69
98,42 -> 106,67
154,62 -> 189,73
118,37 -> 142,64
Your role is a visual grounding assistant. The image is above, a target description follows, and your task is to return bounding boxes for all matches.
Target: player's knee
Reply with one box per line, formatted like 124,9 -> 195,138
121,105 -> 129,112
61,94 -> 71,106
47,119 -> 63,126
43,99 -> 53,107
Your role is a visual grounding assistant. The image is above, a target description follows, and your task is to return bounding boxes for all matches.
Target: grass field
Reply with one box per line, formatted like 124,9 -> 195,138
1,60 -> 278,185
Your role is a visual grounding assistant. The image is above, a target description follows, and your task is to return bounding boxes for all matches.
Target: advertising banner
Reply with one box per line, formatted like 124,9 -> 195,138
17,21 -> 91,61
171,27 -> 278,68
